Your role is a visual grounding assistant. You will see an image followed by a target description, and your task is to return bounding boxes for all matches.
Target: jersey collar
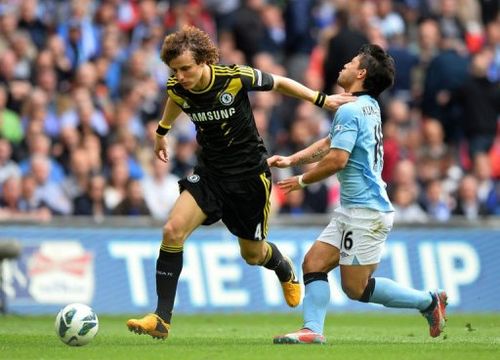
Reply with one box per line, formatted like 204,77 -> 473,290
351,91 -> 374,97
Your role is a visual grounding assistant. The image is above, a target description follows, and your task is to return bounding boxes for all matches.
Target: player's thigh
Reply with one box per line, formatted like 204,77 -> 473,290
303,241 -> 339,273
164,190 -> 207,244
221,171 -> 272,241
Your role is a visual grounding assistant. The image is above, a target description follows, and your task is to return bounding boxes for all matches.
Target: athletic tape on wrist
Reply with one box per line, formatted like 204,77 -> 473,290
156,124 -> 171,136
314,91 -> 327,108
298,174 -> 307,188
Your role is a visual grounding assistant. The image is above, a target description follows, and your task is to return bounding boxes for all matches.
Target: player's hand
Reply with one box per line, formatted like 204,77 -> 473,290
267,155 -> 293,168
154,135 -> 169,163
323,93 -> 357,111
277,176 -> 302,194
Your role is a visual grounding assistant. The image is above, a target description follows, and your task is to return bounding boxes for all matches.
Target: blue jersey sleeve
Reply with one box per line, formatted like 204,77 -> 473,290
330,104 -> 358,153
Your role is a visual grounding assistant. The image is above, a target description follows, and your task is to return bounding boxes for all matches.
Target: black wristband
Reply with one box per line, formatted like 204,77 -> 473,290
314,91 -> 327,108
156,124 -> 170,136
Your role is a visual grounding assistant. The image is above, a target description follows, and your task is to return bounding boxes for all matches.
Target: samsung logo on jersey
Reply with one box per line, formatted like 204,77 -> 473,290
362,106 -> 380,116
190,108 -> 236,122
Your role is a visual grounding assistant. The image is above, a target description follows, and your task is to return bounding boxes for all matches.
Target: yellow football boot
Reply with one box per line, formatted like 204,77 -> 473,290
280,256 -> 301,307
126,313 -> 170,339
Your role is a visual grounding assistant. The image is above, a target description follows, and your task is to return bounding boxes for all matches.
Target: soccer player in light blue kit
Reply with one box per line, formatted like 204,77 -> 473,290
268,44 -> 448,344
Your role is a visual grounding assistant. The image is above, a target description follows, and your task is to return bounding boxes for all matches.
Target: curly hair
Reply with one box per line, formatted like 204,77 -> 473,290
160,26 -> 219,66
357,44 -> 395,96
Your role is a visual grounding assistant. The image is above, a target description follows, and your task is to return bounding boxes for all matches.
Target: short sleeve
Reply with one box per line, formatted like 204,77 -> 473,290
329,105 -> 358,153
238,65 -> 274,91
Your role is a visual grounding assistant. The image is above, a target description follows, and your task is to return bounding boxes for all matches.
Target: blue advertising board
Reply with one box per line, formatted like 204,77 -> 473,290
0,225 -> 498,314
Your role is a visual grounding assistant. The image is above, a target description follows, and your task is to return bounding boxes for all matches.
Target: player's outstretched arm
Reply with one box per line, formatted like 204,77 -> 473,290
267,137 -> 331,169
277,148 -> 349,194
154,98 -> 182,163
271,75 -> 356,111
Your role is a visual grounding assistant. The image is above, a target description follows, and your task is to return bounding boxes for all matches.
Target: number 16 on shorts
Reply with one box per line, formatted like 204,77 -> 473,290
341,230 -> 353,250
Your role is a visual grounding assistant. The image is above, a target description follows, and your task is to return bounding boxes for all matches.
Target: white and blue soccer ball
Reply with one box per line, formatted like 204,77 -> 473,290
55,303 -> 99,346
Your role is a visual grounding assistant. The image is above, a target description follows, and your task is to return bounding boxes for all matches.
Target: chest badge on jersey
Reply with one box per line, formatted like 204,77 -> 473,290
187,174 -> 200,183
219,92 -> 234,106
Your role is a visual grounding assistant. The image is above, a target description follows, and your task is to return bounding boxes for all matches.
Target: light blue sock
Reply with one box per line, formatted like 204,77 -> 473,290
369,277 -> 432,311
303,280 -> 330,334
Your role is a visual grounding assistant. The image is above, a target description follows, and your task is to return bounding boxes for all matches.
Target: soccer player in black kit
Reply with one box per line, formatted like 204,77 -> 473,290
127,26 -> 355,339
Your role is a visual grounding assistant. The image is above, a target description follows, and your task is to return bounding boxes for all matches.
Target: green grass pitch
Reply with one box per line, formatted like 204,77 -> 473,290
1,313 -> 499,360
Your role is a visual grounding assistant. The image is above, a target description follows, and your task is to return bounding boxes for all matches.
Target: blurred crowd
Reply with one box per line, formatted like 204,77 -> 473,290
0,0 -> 499,224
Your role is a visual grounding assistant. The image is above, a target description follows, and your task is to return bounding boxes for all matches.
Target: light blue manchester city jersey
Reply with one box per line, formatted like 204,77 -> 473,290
329,94 -> 394,212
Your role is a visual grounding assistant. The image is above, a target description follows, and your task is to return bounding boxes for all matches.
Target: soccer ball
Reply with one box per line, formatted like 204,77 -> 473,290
55,303 -> 99,346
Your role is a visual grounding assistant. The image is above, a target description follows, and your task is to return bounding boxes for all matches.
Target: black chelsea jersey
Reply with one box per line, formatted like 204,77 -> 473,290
167,64 -> 274,179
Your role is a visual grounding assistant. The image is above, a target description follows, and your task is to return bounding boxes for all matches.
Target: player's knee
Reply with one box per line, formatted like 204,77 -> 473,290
240,250 -> 261,265
302,255 -> 317,273
341,282 -> 364,300
162,222 -> 186,246
302,253 -> 337,273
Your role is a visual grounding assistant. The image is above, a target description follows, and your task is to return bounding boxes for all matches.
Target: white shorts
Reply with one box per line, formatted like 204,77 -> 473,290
317,207 -> 394,265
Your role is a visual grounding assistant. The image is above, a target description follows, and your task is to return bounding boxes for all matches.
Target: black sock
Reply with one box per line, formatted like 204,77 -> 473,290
359,277 -> 376,303
262,242 -> 292,282
155,248 -> 183,323
421,292 -> 437,313
303,272 -> 328,285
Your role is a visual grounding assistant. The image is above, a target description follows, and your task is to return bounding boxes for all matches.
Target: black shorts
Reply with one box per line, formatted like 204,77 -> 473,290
178,169 -> 272,241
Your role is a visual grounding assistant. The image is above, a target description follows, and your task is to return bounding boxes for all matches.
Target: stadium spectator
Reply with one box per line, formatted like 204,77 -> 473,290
453,173 -> 492,219
410,17 -> 442,103
112,178 -> 150,216
19,132 -> 65,182
392,184 -> 429,223
0,138 -> 21,186
141,157 -> 180,221
80,132 -> 103,175
129,0 -> 163,51
104,159 -> 129,211
472,152 -> 499,214
18,173 -> 50,216
388,159 -> 421,201
454,48 -> 500,159
231,0 -> 270,64
0,176 -> 22,214
18,0 -> 49,50
0,175 -> 51,222
169,134 -> 197,179
57,1 -> 99,71
421,20 -> 470,144
421,178 -> 453,222
322,9 -> 369,93
282,0 -> 316,83
30,154 -> 71,215
61,147 -> 92,201
279,187 -> 306,216
52,126 -> 82,173
45,34 -> 73,89
484,18 -> 500,82
436,0 -> 467,44
376,0 -> 406,40
105,141 -> 143,181
0,85 -> 23,144
73,174 -> 110,217
0,5 -> 18,54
